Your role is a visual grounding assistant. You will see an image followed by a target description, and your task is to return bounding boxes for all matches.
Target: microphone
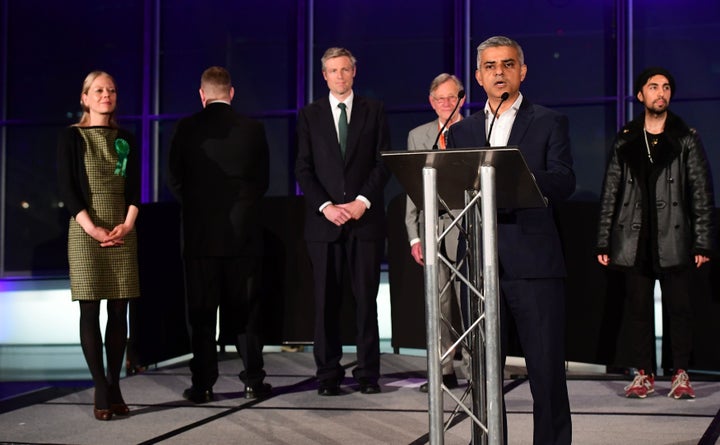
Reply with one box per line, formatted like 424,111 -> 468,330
431,90 -> 466,150
485,92 -> 509,147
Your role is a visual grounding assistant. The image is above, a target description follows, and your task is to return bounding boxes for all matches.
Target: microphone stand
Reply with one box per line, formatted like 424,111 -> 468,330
432,90 -> 466,150
485,92 -> 509,147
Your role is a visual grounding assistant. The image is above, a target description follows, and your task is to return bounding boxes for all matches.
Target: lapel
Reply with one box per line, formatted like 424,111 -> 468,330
422,121 -> 438,150
507,100 -> 533,147
470,112 -> 489,147
345,96 -> 367,163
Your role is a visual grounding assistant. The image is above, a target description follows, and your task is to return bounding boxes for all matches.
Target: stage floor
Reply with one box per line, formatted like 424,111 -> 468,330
0,352 -> 718,445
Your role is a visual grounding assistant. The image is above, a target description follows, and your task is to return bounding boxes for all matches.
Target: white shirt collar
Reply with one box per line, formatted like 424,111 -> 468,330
206,99 -> 231,106
329,91 -> 354,111
329,91 -> 354,125
483,92 -> 523,117
484,92 -> 523,147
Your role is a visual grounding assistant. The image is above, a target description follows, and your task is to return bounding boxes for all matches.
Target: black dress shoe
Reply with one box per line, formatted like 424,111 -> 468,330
183,386 -> 214,404
358,378 -> 381,394
245,382 -> 272,399
318,379 -> 341,396
419,373 -> 459,393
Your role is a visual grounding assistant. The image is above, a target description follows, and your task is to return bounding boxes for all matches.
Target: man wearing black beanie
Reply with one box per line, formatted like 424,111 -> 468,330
596,67 -> 715,399
633,66 -> 676,98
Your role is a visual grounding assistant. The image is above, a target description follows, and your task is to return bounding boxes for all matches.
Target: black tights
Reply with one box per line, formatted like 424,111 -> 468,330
79,299 -> 128,409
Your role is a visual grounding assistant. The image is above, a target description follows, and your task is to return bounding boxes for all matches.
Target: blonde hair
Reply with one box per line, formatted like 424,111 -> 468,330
76,70 -> 118,128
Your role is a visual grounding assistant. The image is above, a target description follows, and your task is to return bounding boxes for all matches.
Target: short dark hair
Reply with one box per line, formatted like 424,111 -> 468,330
476,36 -> 525,69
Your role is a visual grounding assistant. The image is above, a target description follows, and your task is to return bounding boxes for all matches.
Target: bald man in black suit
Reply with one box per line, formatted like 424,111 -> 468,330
295,47 -> 390,396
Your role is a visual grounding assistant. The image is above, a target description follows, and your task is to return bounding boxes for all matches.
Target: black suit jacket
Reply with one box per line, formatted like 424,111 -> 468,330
168,102 -> 269,257
295,95 -> 391,242
447,98 -> 575,279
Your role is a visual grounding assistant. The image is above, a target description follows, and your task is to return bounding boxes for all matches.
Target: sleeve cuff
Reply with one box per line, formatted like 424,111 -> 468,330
356,195 -> 371,209
319,201 -> 332,212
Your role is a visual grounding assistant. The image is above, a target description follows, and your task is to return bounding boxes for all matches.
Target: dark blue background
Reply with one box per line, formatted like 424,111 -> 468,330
1,0 -> 719,275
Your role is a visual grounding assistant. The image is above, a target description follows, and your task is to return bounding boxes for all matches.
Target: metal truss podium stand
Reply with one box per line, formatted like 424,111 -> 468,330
382,147 -> 546,445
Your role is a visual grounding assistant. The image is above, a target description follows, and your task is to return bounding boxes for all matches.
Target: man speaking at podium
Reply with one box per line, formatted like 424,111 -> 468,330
447,36 -> 575,445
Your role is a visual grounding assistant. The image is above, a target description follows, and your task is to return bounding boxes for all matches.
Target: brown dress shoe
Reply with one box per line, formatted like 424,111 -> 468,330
108,385 -> 130,415
93,406 -> 113,421
110,403 -> 130,416
94,390 -> 113,421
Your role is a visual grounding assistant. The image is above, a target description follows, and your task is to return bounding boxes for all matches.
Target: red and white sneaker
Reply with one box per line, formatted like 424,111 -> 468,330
624,369 -> 655,398
668,369 -> 695,399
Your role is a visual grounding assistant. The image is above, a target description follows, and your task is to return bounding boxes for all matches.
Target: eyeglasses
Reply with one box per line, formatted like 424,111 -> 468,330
431,95 -> 459,104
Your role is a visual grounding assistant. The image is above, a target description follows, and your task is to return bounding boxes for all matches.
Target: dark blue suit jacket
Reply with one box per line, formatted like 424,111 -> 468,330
295,95 -> 391,242
447,98 -> 575,279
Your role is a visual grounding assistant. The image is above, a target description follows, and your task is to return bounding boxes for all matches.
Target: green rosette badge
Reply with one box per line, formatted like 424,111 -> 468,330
114,138 -> 130,177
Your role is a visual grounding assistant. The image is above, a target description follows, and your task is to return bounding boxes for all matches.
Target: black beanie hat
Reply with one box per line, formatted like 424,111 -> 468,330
634,66 -> 676,97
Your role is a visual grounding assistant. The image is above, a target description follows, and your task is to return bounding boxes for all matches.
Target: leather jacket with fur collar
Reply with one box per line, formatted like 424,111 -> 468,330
596,110 -> 715,269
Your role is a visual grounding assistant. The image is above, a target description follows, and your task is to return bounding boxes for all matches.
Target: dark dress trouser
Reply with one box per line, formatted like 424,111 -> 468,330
307,235 -> 383,383
500,277 -> 572,445
185,256 -> 266,390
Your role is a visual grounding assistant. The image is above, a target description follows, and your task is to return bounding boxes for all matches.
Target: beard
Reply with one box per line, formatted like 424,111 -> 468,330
645,102 -> 667,116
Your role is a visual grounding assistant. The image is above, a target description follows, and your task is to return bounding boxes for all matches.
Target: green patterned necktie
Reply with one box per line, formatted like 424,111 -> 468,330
337,102 -> 348,158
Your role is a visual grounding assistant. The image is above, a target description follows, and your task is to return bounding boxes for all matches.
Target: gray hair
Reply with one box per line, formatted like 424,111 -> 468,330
429,73 -> 464,95
476,36 -> 525,69
321,47 -> 357,72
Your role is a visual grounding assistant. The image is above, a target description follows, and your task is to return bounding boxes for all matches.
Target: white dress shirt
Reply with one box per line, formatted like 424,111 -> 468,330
329,92 -> 353,144
318,91 -> 371,212
484,92 -> 523,147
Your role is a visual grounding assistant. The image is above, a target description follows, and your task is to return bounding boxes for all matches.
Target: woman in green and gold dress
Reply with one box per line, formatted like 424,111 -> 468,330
57,71 -> 140,421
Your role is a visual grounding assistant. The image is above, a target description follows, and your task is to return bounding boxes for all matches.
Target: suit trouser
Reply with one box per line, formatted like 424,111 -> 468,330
624,267 -> 693,372
307,236 -> 383,383
501,277 -> 572,445
184,256 -> 266,390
